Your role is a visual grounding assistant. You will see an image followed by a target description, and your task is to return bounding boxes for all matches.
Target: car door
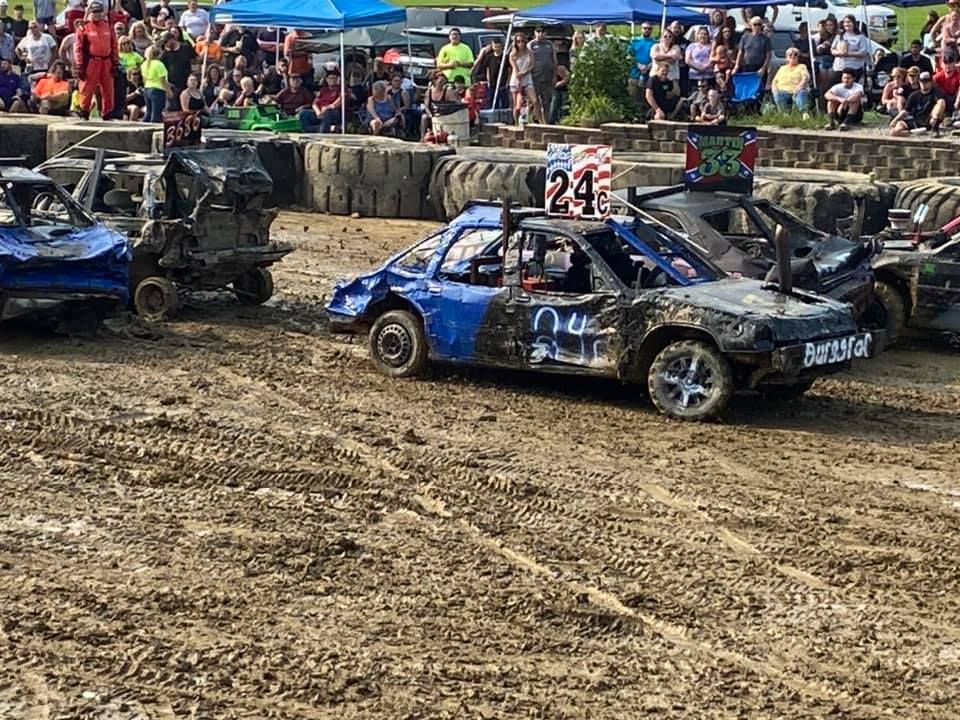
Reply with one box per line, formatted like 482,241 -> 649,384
913,241 -> 960,332
502,229 -> 621,375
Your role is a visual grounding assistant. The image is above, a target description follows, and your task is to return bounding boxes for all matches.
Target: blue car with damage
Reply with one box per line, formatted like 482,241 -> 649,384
327,203 -> 882,421
1,165 -> 130,327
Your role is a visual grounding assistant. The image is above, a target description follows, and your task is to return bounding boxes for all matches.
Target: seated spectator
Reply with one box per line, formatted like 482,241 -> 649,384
194,26 -> 223,64
0,57 -> 26,111
880,66 -> 908,115
129,21 -> 152,55
695,88 -> 725,124
890,71 -> 946,136
299,67 -> 343,133
118,35 -> 143,73
209,87 -> 232,114
124,66 -> 144,120
233,75 -> 258,106
256,62 -> 282,98
420,70 -> 459,140
824,69 -> 864,130
0,26 -> 15,65
366,80 -> 402,136
898,39 -> 934,76
275,72 -> 312,115
771,48 -> 810,111
180,72 -> 206,112
347,68 -> 366,111
30,60 -> 69,114
364,57 -> 391,91
687,78 -> 709,116
226,67 -> 244,95
933,52 -> 960,117
149,0 -> 176,32
904,65 -> 921,97
201,63 -> 224,106
645,61 -> 688,120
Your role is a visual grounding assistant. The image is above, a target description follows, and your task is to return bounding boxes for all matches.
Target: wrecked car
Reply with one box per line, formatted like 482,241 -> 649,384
36,146 -> 292,321
0,164 -> 129,327
868,215 -> 960,339
624,186 -> 880,318
327,202 -> 882,421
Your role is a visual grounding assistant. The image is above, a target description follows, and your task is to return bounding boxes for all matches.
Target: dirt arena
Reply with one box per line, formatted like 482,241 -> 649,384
1,213 -> 958,719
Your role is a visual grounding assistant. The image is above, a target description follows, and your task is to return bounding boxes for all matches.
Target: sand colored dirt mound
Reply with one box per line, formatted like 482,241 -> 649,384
0,213 -> 958,719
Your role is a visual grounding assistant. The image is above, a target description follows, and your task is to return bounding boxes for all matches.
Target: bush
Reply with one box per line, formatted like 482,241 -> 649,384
568,38 -> 634,125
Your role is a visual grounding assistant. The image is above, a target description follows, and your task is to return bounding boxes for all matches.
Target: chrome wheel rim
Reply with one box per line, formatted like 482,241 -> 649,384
658,354 -> 715,410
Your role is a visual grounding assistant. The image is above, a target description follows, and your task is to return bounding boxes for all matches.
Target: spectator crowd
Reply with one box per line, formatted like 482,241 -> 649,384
1,0 -> 959,140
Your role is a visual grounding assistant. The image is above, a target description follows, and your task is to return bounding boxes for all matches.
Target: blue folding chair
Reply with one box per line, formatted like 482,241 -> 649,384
729,71 -> 764,116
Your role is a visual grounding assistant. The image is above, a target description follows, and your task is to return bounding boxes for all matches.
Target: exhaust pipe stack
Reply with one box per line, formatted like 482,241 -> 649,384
774,223 -> 793,296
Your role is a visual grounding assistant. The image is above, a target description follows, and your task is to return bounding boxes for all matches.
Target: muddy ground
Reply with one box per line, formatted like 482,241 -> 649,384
1,213 -> 959,720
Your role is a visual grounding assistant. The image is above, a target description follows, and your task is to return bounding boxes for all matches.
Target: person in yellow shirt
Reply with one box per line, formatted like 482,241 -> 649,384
436,28 -> 474,85
141,45 -> 174,122
771,47 -> 810,111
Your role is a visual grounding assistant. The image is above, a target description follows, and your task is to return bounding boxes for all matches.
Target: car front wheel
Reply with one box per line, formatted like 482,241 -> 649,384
368,310 -> 428,378
647,340 -> 734,421
133,276 -> 178,322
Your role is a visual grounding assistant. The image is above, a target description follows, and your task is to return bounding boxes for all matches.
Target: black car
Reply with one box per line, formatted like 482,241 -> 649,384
328,203 -> 882,421
625,186 -> 880,318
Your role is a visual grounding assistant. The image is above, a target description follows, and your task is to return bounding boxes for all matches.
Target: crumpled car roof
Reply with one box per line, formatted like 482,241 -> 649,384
167,146 -> 274,199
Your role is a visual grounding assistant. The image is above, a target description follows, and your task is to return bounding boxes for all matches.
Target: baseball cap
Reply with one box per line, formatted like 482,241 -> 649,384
919,71 -> 932,81
88,0 -> 104,10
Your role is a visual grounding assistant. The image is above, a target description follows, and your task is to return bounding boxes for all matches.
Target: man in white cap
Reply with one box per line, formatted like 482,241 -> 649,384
74,0 -> 118,117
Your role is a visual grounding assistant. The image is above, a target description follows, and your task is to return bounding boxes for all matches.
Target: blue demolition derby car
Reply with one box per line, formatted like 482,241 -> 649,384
1,164 -> 130,327
328,203 -> 881,421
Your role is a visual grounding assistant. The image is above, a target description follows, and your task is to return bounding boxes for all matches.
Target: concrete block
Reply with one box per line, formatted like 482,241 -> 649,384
46,120 -> 157,157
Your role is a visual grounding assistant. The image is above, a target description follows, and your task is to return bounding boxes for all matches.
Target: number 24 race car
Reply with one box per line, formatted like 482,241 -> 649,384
327,203 -> 883,421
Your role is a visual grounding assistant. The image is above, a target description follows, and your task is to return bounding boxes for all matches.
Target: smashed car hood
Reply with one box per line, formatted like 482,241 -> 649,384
0,224 -> 127,265
167,145 -> 274,201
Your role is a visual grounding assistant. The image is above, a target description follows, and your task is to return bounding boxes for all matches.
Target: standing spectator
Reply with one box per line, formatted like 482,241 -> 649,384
58,20 -> 78,75
646,61 -> 687,120
528,25 -> 556,124
195,27 -> 223,66
141,44 -> 171,121
275,71 -> 311,115
549,61 -> 568,124
890,71 -> 946,136
628,22 -> 655,101
16,20 -> 56,77
793,22 -> 813,73
179,71 -> 204,112
0,24 -> 13,63
74,0 -> 118,119
0,2 -> 9,36
922,10 -> 940,45
178,0 -> 207,41
723,15 -> 739,44
711,25 -> 736,78
734,16 -> 771,77
685,26 -> 713,87
283,28 -> 312,87
508,32 -> 537,124
815,15 -> 838,90
707,10 -> 725,40
201,63 -> 223,105
220,23 -> 255,71
651,29 -> 681,82
124,65 -> 144,120
472,36 -> 507,109
938,2 -> 960,54
363,57 -> 390,90
299,67 -> 343,133
823,68 -> 864,130
771,47 -> 810,111
34,0 -> 55,31
160,29 -> 194,108
436,27 -> 473,85
830,14 -> 868,84
0,57 -> 27,111
120,0 -> 145,22
30,60 -> 70,113
117,35 -> 142,72
899,39 -> 934,75
669,21 -> 690,94
588,21 -> 608,44
147,0 -> 175,32
934,52 -> 960,117
9,5 -> 27,48
128,20 -> 150,54
569,30 -> 585,68
742,4 -> 778,26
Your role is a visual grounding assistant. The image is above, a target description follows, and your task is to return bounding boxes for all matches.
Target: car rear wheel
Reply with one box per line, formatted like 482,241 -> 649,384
133,276 -> 178,322
369,310 -> 428,379
865,281 -> 906,342
233,268 -> 274,305
647,340 -> 734,421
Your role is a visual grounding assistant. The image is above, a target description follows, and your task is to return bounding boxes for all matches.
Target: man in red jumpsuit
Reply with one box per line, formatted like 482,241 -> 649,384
73,1 -> 118,118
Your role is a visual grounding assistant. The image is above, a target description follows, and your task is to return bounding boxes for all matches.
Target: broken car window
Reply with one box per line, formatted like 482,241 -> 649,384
0,181 -> 94,230
395,229 -> 446,273
438,228 -> 503,283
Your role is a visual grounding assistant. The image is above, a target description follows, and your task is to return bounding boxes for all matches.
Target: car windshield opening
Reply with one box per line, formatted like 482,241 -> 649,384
0,181 -> 95,230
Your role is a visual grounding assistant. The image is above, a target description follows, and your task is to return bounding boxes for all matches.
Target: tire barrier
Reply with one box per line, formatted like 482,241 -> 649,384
302,136 -> 455,219
753,168 -> 897,235
893,178 -> 960,232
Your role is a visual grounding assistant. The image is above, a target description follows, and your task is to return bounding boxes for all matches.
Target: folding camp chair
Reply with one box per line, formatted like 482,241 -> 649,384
729,71 -> 764,116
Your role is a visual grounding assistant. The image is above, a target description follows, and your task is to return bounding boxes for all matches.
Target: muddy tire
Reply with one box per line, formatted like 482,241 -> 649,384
866,281 -> 907,342
647,340 -> 734,421
368,310 -> 428,379
133,276 -> 178,322
233,268 -> 274,305
893,177 -> 960,231
760,379 -> 815,402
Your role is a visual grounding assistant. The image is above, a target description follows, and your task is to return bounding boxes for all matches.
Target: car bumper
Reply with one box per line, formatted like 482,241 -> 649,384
771,330 -> 886,374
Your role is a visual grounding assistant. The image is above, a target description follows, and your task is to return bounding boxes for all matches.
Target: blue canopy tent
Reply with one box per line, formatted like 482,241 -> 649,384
491,0 -> 707,107
209,0 -> 407,132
